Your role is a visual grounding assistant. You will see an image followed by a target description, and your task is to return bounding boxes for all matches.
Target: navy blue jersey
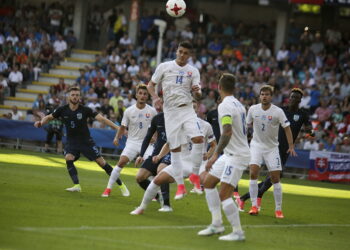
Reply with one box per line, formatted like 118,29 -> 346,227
206,109 -> 220,142
140,112 -> 167,157
52,104 -> 98,142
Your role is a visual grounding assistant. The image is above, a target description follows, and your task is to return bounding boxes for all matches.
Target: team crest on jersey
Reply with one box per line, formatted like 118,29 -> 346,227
77,113 -> 82,120
268,116 -> 272,120
293,114 -> 300,121
145,113 -> 151,118
187,71 -> 192,77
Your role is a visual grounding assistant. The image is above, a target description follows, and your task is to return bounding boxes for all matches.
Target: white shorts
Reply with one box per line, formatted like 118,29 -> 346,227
161,164 -> 179,180
199,160 -> 208,175
181,157 -> 194,178
250,146 -> 282,172
121,140 -> 142,161
164,105 -> 203,149
210,154 -> 249,187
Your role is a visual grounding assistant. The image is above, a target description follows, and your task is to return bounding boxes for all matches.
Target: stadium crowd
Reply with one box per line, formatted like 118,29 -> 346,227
0,4 -> 349,153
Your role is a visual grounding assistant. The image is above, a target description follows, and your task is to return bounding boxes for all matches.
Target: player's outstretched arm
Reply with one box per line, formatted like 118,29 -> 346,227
204,140 -> 217,161
95,113 -> 119,130
34,114 -> 54,128
284,126 -> 297,157
152,142 -> 170,163
113,125 -> 126,147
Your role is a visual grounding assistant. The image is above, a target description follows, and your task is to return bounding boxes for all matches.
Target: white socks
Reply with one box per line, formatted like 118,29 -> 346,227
140,181 -> 160,210
107,166 -> 122,189
204,188 -> 222,227
171,151 -> 184,185
249,179 -> 258,207
222,198 -> 242,233
273,182 -> 282,211
191,143 -> 204,175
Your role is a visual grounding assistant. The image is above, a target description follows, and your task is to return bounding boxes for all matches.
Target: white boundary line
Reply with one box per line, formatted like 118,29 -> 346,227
18,224 -> 350,232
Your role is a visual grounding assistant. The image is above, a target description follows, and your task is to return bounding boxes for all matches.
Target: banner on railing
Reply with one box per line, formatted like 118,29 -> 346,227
309,151 -> 350,182
0,119 -> 126,150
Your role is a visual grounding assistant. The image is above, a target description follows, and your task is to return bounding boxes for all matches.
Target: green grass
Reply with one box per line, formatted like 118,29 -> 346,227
0,148 -> 349,250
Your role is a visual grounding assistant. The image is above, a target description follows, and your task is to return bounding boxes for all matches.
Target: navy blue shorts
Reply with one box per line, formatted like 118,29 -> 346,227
64,139 -> 101,161
141,153 -> 171,176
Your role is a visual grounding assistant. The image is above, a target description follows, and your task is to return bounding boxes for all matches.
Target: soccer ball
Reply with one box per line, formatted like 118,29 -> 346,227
166,0 -> 186,18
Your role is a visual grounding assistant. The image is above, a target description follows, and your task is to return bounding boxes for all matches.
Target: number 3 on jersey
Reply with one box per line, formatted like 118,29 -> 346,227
139,122 -> 143,129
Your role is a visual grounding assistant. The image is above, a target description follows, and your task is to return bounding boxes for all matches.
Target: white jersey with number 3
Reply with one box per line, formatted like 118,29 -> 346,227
121,104 -> 157,144
151,60 -> 200,111
247,103 -> 290,151
218,96 -> 250,158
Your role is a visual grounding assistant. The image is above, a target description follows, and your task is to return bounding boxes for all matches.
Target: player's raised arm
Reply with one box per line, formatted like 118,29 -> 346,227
34,114 -> 54,128
95,113 -> 120,130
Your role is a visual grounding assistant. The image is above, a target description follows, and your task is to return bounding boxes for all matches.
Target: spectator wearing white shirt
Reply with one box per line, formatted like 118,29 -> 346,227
276,44 -> 289,69
0,74 -> 8,104
127,59 -> 139,77
105,72 -> 120,88
119,33 -> 132,49
53,35 -> 67,61
8,65 -> 23,97
9,105 -> 24,120
303,136 -> 319,151
6,31 -> 19,45
180,26 -> 194,40
123,93 -> 136,108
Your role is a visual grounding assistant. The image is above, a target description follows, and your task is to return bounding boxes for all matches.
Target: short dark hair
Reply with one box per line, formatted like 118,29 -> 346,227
68,86 -> 81,93
178,41 -> 193,50
260,85 -> 274,95
219,73 -> 236,93
291,87 -> 304,97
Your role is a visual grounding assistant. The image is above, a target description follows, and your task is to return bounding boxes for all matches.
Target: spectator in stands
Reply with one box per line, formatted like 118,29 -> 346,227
338,136 -> 350,153
65,30 -> 77,56
94,80 -> 108,99
315,99 -> 333,122
8,105 -> 24,120
87,97 -> 101,112
8,65 -> 23,97
127,58 -> 139,77
115,99 -> 125,124
100,98 -> 114,118
0,74 -> 8,105
109,88 -> 123,113
33,93 -> 46,109
54,78 -> 68,95
53,34 -> 67,63
0,55 -> 9,76
119,33 -> 132,50
105,72 -> 120,89
142,34 -> 156,56
40,43 -> 53,73
303,136 -> 319,151
123,92 -> 136,108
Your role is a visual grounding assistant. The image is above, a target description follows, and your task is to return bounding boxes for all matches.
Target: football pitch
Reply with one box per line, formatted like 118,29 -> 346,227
0,148 -> 349,250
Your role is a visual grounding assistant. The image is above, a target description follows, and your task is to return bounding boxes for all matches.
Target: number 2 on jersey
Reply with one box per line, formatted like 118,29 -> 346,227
262,123 -> 265,131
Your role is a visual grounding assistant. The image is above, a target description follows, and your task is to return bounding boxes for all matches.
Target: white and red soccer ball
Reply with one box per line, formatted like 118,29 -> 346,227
166,0 -> 186,18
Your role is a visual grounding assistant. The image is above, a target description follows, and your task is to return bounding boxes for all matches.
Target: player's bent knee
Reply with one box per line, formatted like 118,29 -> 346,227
65,154 -> 75,161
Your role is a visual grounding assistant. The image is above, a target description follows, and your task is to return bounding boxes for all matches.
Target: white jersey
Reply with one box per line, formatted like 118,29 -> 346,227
218,96 -> 250,158
151,60 -> 200,112
247,103 -> 290,150
181,118 -> 216,158
121,104 -> 157,143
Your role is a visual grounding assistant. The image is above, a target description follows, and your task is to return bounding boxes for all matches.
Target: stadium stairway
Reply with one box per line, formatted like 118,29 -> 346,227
0,49 -> 101,116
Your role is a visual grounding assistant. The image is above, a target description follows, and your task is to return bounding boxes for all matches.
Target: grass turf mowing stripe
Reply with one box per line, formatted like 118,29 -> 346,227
17,224 -> 350,232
